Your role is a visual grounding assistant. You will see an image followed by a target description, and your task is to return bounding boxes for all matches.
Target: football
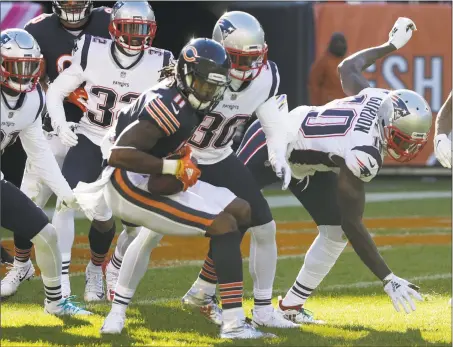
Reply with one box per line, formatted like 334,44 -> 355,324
147,174 -> 183,195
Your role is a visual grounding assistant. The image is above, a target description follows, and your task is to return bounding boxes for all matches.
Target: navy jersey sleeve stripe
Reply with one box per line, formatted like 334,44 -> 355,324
267,61 -> 280,100
163,51 -> 172,68
80,34 -> 92,71
352,145 -> 383,168
34,83 -> 44,122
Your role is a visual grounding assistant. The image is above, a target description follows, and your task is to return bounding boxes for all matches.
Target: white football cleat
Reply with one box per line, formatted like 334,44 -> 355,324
181,286 -> 223,325
220,319 -> 276,339
61,274 -> 71,298
105,261 -> 119,302
101,311 -> 126,334
251,308 -> 301,328
44,296 -> 92,316
84,262 -> 105,302
1,260 -> 35,297
277,296 -> 325,325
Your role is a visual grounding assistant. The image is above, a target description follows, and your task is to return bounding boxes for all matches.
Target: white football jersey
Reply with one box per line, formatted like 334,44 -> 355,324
189,60 -> 280,164
287,88 -> 388,182
1,84 -> 73,200
47,34 -> 173,146
1,85 -> 44,152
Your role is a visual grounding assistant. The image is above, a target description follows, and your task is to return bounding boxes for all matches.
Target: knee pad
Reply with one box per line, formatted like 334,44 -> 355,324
249,220 -> 276,245
31,223 -> 58,248
318,225 -> 347,244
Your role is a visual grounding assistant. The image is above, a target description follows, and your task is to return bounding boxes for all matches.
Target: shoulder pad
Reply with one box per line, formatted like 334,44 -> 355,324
345,145 -> 382,182
24,13 -> 54,32
264,60 -> 280,100
91,6 -> 112,16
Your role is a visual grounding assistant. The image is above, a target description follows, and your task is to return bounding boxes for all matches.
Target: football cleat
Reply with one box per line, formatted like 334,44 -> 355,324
220,319 -> 276,339
100,311 -> 126,334
1,260 -> 35,297
84,262 -> 105,302
277,296 -> 325,325
104,261 -> 119,302
181,286 -> 223,326
44,296 -> 92,316
61,274 -> 71,298
251,308 -> 301,328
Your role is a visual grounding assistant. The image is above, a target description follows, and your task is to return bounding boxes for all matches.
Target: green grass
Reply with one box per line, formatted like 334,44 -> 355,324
1,180 -> 452,346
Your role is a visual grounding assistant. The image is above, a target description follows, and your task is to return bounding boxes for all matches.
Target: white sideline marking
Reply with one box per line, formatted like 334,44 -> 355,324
43,190 -> 451,218
134,273 -> 452,306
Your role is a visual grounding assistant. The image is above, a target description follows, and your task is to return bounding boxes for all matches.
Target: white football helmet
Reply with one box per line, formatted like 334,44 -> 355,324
212,11 -> 268,81
109,1 -> 157,55
0,29 -> 44,93
378,89 -> 432,162
52,1 -> 93,24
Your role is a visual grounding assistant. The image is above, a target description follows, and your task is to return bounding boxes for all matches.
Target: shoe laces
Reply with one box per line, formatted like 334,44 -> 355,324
86,270 -> 103,292
3,264 -> 26,282
57,295 -> 86,314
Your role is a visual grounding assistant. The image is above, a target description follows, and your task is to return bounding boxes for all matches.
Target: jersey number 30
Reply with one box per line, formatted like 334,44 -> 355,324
87,86 -> 140,128
301,108 -> 357,137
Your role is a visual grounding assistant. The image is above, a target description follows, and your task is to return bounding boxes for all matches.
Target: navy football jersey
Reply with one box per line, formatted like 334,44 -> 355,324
24,7 -> 111,123
112,79 -> 201,159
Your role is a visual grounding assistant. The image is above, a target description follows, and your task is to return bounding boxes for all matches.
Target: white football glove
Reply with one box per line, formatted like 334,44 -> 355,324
54,121 -> 79,147
268,157 -> 292,190
383,273 -> 423,314
434,134 -> 452,168
56,195 -> 80,213
388,17 -> 417,49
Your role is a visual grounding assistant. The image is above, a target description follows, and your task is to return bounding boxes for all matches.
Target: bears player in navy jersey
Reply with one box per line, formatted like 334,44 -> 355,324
237,17 -> 428,322
46,1 -> 174,301
0,29 -> 90,315
2,0 -> 112,300
75,37 -> 273,339
137,11 -> 298,329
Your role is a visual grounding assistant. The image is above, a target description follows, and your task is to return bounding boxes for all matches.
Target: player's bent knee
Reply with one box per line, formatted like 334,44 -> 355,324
31,223 -> 58,248
224,198 -> 251,228
92,217 -> 115,233
125,225 -> 140,238
249,220 -> 276,244
318,225 -> 347,243
207,212 -> 238,236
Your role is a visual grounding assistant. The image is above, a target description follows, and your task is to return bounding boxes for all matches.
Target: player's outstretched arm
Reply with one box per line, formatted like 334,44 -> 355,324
434,92 -> 452,168
19,115 -> 76,208
338,17 -> 416,96
337,160 -> 423,313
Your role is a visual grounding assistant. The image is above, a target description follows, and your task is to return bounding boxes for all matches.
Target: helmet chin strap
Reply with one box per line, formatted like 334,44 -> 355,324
113,43 -> 141,68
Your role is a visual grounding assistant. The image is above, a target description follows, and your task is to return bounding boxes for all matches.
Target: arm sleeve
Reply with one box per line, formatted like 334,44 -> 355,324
19,117 -> 73,202
139,96 -> 179,136
255,94 -> 291,164
46,34 -> 90,127
308,57 -> 325,106
344,145 -> 382,182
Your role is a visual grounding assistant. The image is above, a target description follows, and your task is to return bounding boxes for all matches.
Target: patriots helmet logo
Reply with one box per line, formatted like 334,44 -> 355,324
391,94 -> 411,120
218,18 -> 237,39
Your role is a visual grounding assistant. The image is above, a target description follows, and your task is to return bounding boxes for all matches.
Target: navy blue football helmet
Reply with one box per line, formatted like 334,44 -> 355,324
176,38 -> 231,113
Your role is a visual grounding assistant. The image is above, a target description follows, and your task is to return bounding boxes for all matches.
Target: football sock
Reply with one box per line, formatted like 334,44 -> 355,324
31,224 -> 62,302
198,250 -> 218,285
210,231 -> 243,311
110,226 -> 141,269
282,225 -> 347,307
248,221 -> 277,314
52,205 -> 75,274
112,228 -> 161,313
88,222 -> 116,267
13,234 -> 33,263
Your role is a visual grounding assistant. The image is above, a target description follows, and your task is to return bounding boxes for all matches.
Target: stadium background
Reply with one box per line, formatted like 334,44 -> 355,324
1,1 -> 452,187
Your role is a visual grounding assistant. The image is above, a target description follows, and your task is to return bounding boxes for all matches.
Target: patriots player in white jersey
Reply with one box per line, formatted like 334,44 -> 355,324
434,91 -> 452,169
117,11 -> 298,329
46,1 -> 173,301
0,29 -> 89,315
238,17 -> 429,322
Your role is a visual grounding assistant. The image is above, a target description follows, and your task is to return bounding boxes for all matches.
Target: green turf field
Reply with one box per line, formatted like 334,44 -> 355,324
1,178 -> 452,346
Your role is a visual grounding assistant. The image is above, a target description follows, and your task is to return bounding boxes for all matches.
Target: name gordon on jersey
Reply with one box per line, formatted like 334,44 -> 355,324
353,96 -> 383,134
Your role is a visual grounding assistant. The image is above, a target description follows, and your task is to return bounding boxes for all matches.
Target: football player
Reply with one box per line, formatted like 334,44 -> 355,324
3,0 -> 111,299
76,37 -> 273,339
46,1 -> 173,301
0,29 -> 89,315
106,10 -> 298,329
434,91 -> 452,169
237,17 -> 427,321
